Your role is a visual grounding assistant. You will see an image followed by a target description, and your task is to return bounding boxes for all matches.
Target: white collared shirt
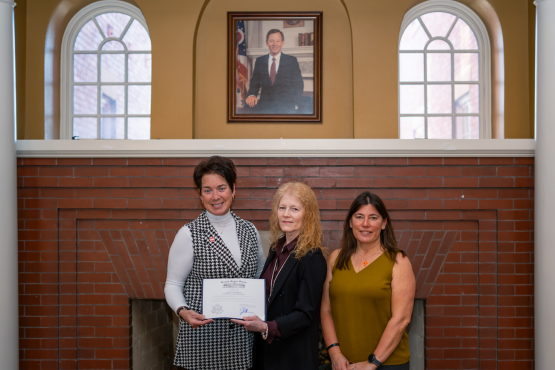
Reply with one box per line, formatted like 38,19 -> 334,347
268,52 -> 282,76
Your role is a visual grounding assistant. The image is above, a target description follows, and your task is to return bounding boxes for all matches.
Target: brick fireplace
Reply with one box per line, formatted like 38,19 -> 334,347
17,156 -> 534,370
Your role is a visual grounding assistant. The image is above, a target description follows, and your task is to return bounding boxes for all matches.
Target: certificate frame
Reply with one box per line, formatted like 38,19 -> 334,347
227,12 -> 323,123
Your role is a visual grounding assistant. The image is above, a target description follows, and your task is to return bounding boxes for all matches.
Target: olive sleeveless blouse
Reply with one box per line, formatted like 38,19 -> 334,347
329,253 -> 410,365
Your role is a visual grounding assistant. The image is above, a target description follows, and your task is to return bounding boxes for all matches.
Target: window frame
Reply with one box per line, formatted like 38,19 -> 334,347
398,0 -> 492,139
60,0 -> 151,140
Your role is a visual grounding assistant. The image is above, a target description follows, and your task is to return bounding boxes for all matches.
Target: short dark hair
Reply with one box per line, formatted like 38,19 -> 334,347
266,29 -> 284,41
193,156 -> 237,190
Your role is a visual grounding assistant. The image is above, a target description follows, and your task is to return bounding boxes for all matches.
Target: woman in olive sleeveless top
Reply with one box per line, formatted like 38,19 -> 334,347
321,192 -> 415,370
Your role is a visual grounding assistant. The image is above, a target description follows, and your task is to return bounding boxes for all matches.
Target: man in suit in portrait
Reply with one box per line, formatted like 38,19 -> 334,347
245,29 -> 304,114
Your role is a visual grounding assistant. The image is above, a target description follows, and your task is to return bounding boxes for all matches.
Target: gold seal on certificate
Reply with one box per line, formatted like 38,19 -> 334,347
202,278 -> 266,320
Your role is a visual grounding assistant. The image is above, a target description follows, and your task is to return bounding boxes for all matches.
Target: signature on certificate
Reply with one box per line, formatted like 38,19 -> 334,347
240,307 -> 257,316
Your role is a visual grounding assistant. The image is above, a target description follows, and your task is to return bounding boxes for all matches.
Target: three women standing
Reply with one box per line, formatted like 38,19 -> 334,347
321,192 -> 416,370
165,155 -> 415,370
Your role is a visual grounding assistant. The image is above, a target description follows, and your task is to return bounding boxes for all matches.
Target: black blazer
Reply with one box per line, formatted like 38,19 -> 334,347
253,248 -> 327,370
247,53 -> 304,114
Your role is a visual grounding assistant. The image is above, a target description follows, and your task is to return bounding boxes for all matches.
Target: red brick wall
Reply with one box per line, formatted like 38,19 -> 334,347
16,157 -> 535,370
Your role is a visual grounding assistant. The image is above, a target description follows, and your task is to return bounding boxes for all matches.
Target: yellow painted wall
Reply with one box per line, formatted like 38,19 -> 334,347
15,0 -> 26,140
488,0 -> 532,139
14,0 -> 535,139
194,0 -> 353,139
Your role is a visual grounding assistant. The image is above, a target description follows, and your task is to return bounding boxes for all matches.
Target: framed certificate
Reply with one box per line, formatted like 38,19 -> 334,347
202,278 -> 266,320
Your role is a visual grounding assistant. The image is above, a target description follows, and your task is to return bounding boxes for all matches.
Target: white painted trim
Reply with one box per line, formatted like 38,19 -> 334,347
0,0 -> 16,6
399,0 -> 492,139
60,0 -> 150,140
16,139 -> 535,158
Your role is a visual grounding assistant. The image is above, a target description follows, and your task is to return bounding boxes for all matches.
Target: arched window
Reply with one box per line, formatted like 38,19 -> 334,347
398,1 -> 491,139
61,1 -> 152,140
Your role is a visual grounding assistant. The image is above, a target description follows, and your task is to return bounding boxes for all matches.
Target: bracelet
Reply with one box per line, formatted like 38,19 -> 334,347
326,343 -> 340,351
261,323 -> 269,340
176,306 -> 189,318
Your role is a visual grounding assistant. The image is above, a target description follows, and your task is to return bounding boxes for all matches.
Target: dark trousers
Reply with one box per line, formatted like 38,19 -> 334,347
349,362 -> 409,370
379,362 -> 410,369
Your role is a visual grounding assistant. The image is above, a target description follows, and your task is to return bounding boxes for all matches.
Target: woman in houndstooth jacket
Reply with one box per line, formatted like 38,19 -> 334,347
164,156 -> 266,370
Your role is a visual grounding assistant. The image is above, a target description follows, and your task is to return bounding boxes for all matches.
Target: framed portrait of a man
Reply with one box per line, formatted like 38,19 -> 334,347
228,12 -> 322,122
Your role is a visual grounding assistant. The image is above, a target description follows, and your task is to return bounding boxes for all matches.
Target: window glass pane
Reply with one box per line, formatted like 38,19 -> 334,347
101,40 -> 125,51
400,117 -> 425,139
399,53 -> 424,82
128,86 -> 152,114
428,117 -> 452,139
400,85 -> 425,114
448,19 -> 478,50
427,40 -> 451,50
100,117 -> 125,139
74,19 -> 104,51
101,86 -> 125,114
399,19 -> 429,50
73,85 -> 97,114
455,84 -> 479,113
74,54 -> 97,82
128,54 -> 152,82
101,54 -> 125,82
122,20 -> 152,51
420,12 -> 457,37
427,53 -> 451,81
95,13 -> 131,39
455,116 -> 479,139
454,53 -> 479,81
427,85 -> 452,113
73,117 -> 97,139
128,118 -> 151,139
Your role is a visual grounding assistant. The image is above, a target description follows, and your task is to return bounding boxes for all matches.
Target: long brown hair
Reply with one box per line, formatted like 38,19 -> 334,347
269,182 -> 325,259
335,191 -> 406,270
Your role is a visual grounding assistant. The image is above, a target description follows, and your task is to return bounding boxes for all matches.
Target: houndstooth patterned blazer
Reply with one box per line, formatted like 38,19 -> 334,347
174,210 -> 259,370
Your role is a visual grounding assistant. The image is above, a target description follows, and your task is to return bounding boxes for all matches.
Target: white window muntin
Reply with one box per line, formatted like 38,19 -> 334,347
398,0 -> 491,139
61,1 -> 151,140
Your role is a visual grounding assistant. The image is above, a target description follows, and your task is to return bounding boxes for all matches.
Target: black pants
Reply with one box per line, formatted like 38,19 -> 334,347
350,362 -> 409,370
377,362 -> 410,370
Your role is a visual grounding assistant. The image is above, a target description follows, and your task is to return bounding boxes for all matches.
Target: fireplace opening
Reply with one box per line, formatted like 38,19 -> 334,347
407,299 -> 425,370
131,299 -> 175,370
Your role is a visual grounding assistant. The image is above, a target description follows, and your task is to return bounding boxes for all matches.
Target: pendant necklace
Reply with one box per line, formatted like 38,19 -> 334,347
268,242 -> 293,302
213,215 -> 228,235
357,248 -> 380,268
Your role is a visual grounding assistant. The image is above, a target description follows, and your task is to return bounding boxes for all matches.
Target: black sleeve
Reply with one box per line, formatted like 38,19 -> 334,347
247,57 -> 263,97
289,57 -> 304,100
274,251 -> 327,340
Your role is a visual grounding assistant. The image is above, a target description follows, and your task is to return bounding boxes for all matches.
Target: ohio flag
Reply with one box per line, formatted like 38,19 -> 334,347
236,20 -> 248,107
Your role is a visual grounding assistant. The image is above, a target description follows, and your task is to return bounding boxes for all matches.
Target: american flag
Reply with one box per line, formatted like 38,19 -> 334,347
236,20 -> 248,107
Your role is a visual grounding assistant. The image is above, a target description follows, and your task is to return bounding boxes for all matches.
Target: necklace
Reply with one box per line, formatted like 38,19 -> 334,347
213,215 -> 229,235
268,243 -> 293,302
355,247 -> 382,267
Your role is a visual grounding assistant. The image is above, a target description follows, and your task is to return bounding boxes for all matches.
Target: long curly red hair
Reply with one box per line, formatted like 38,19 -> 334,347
269,182 -> 325,259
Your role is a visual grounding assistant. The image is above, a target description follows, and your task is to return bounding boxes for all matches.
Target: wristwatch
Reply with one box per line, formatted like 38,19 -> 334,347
368,353 -> 382,368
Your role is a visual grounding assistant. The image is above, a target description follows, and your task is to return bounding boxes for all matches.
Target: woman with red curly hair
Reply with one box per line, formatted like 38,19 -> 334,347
232,182 -> 327,370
